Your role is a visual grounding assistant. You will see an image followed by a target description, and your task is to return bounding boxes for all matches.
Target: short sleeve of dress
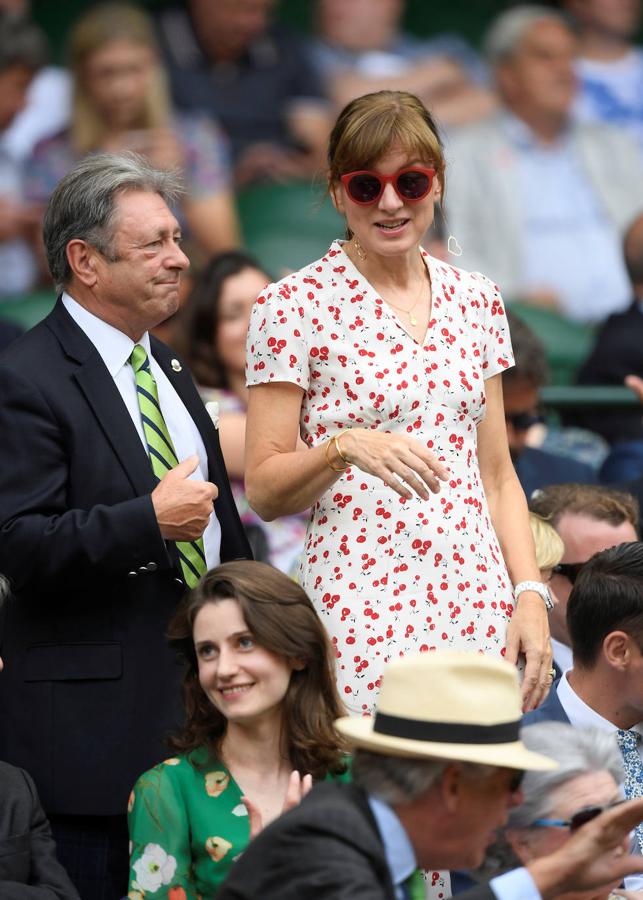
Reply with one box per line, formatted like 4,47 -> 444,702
246,278 -> 310,390
470,271 -> 515,380
128,758 -> 199,898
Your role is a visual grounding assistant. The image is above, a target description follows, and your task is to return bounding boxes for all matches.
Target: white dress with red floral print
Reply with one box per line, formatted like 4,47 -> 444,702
247,241 -> 516,714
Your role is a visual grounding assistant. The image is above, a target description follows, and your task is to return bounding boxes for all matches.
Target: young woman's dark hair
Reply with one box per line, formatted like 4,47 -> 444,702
167,560 -> 347,779
174,250 -> 271,389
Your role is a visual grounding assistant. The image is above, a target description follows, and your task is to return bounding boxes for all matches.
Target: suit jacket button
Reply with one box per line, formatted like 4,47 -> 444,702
146,562 -> 158,572
127,571 -> 138,578
139,566 -> 149,574
174,577 -> 184,585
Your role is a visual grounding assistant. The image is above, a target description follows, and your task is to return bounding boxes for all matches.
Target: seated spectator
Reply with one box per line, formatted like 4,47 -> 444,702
127,561 -> 349,898
529,483 -> 639,675
0,0 -> 71,162
0,574 -> 80,899
311,0 -> 497,127
564,0 -> 643,157
504,310 -> 599,497
455,722 -> 625,898
446,5 -> 643,323
524,540 -> 643,890
173,251 -> 308,574
572,213 -> 643,480
0,10 -> 46,298
25,2 -> 239,262
217,650 -> 643,900
156,0 -> 331,186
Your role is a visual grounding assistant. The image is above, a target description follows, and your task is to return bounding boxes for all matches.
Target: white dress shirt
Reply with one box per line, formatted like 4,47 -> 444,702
557,672 -> 643,892
551,638 -> 573,675
62,292 -> 221,568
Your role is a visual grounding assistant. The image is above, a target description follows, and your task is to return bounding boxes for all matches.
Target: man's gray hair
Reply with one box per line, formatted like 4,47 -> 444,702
484,5 -> 568,65
43,152 -> 184,293
352,749 -> 495,806
508,722 -> 623,829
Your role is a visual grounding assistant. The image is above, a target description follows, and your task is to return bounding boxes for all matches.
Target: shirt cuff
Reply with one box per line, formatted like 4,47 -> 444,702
490,867 -> 541,900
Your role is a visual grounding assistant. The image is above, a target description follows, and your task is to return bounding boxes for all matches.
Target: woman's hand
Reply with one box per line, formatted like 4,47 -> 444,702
339,429 -> 450,500
241,771 -> 313,840
504,593 -> 552,713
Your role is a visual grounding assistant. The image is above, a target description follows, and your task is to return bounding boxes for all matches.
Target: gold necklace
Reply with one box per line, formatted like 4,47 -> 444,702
382,271 -> 429,327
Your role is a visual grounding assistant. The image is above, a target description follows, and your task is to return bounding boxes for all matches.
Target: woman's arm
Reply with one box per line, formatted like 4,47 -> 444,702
245,382 -> 450,521
477,374 -> 552,712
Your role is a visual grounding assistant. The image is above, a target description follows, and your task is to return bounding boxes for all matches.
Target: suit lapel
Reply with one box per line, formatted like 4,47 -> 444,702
46,299 -> 158,498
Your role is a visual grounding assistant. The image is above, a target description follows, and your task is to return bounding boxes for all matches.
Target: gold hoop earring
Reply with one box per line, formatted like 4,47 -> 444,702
353,236 -> 367,261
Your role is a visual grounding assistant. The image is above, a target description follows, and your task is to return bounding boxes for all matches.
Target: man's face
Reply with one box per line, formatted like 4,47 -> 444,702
89,190 -> 189,341
566,0 -> 640,40
497,20 -> 577,123
0,63 -> 32,130
503,377 -> 540,460
549,512 -> 638,645
190,0 -> 275,58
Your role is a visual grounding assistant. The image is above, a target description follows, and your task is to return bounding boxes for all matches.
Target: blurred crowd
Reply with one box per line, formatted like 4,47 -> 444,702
1,0 -> 643,555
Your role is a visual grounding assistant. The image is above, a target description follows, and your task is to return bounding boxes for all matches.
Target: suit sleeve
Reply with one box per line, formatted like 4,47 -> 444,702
0,769 -> 81,899
0,364 -> 170,591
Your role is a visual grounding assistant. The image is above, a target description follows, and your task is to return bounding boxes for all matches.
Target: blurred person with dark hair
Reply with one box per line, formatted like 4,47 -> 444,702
524,540 -> 643,890
0,9 -> 46,297
446,5 -> 643,323
0,574 -> 80,898
563,0 -> 643,157
529,483 -> 639,675
504,310 -> 598,497
311,0 -> 496,127
25,2 -> 240,264
174,251 -> 308,573
156,0 -> 331,186
127,560 -> 348,898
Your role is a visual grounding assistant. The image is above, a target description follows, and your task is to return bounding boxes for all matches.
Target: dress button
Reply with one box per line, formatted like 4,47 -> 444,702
127,571 -> 138,578
146,562 -> 158,572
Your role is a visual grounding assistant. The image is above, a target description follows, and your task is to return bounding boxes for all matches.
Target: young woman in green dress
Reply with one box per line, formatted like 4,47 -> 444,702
127,561 -> 348,899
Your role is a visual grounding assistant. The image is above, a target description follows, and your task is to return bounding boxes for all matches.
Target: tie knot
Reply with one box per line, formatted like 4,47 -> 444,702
130,343 -> 149,373
617,728 -> 640,752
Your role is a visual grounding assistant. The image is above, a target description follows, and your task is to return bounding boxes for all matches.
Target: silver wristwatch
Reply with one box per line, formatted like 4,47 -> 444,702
513,580 -> 554,610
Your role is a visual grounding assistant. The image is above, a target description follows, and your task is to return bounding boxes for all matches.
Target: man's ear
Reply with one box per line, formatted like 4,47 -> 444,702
603,630 -> 635,669
66,239 -> 99,288
440,763 -> 462,813
505,827 -> 536,864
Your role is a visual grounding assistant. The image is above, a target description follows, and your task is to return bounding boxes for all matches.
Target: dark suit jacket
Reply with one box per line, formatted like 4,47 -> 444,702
0,760 -> 80,898
0,300 -> 251,816
514,447 -> 597,500
218,782 -> 496,900
522,679 -> 569,727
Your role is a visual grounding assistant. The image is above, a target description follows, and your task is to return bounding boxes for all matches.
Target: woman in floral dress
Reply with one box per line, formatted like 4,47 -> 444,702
245,90 -> 552,716
127,561 -> 348,898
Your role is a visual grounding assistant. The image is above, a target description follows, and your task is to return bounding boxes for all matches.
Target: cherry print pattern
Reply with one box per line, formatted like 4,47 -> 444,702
247,241 -> 515,714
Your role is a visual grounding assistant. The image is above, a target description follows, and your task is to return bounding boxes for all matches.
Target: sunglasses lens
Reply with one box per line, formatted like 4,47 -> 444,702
347,173 -> 382,204
570,806 -> 602,831
397,170 -> 431,200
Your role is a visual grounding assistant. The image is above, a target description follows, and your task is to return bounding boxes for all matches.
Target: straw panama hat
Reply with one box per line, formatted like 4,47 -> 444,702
336,651 -> 557,771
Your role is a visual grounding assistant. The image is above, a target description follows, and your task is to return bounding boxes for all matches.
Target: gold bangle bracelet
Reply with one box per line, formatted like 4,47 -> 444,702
334,432 -> 350,466
325,437 -> 347,472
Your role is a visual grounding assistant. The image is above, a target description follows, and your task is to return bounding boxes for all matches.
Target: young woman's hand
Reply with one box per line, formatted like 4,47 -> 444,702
241,771 -> 313,840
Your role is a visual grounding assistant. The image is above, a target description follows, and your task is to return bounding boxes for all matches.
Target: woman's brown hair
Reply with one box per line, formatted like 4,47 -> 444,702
167,560 -> 348,778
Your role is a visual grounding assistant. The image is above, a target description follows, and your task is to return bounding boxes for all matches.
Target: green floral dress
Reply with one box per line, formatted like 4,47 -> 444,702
127,748 -> 350,899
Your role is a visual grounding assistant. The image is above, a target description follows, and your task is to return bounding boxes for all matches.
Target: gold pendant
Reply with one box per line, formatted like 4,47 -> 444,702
409,313 -> 418,326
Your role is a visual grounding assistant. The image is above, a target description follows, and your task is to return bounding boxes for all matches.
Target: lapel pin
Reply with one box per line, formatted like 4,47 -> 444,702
171,359 -> 182,372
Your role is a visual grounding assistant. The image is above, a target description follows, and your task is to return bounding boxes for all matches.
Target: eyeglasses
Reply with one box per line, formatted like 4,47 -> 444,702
504,411 -> 545,432
552,562 -> 586,585
340,166 -> 436,206
532,800 -> 624,832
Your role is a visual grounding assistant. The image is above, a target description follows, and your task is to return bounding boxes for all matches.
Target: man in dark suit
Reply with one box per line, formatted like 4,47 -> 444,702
524,541 -> 643,890
218,651 -> 643,900
0,153 -> 251,899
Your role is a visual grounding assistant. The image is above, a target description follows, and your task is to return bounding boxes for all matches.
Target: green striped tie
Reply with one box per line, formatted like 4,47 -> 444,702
130,344 -> 207,588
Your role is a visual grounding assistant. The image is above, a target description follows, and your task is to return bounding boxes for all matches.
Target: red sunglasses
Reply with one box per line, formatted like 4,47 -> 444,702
340,166 -> 436,206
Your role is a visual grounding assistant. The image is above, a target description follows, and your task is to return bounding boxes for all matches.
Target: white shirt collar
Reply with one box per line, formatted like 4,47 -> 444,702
557,671 -> 643,738
551,638 -> 573,675
62,291 -> 151,377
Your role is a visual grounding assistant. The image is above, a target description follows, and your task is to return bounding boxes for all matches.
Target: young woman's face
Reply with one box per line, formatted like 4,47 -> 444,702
83,38 -> 155,128
214,268 -> 268,379
193,599 -> 294,727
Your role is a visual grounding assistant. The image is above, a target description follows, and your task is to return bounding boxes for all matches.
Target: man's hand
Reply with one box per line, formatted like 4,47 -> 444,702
528,797 -> 643,899
151,455 -> 218,540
